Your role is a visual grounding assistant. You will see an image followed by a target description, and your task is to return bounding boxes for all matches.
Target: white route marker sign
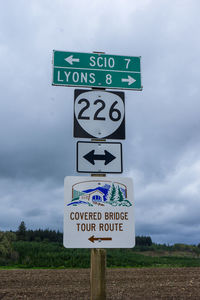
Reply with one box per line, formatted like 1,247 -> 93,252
63,176 -> 135,248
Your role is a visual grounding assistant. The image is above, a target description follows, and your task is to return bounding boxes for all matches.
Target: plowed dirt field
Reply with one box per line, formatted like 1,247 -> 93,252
0,267 -> 200,299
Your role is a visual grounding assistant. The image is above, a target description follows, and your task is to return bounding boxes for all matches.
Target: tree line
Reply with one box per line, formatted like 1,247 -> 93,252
1,221 -> 200,268
4,221 -> 200,248
0,221 -> 152,266
16,221 -> 63,243
15,221 -> 153,246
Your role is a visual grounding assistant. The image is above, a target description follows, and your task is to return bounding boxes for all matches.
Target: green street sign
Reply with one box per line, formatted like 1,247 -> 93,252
52,51 -> 142,90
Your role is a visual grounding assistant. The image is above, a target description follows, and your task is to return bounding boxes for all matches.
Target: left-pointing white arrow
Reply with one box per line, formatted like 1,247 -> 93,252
64,55 -> 80,65
121,75 -> 136,85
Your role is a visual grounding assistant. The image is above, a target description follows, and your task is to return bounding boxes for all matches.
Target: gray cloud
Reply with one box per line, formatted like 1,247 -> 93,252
0,0 -> 200,244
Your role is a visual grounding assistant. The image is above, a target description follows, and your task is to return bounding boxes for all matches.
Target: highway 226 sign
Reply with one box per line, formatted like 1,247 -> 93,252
52,51 -> 142,90
63,176 -> 135,248
74,89 -> 125,139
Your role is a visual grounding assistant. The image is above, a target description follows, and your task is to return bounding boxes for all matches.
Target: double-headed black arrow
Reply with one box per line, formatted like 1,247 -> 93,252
83,150 -> 116,165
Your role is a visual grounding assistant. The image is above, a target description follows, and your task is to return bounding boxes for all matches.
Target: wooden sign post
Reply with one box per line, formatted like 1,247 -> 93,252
90,248 -> 106,300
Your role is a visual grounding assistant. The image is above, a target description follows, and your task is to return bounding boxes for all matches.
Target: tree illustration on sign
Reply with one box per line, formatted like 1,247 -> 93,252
117,186 -> 124,202
106,183 -> 132,207
106,183 -> 116,202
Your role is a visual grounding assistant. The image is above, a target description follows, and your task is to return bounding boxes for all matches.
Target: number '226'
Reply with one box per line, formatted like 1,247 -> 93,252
77,99 -> 121,122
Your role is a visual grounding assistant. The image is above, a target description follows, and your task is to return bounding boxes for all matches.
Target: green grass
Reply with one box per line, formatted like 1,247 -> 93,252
0,241 -> 198,269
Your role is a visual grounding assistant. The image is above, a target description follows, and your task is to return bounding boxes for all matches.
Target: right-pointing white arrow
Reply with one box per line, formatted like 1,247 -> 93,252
121,75 -> 136,85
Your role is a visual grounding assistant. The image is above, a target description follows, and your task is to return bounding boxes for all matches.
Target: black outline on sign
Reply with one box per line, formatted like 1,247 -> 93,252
76,141 -> 123,174
73,89 -> 125,139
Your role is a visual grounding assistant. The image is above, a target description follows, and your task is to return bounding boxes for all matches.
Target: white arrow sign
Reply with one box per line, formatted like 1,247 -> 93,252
77,141 -> 123,174
121,75 -> 136,85
64,55 -> 80,65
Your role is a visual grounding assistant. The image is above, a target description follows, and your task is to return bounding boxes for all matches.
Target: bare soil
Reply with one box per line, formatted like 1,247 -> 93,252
0,267 -> 200,299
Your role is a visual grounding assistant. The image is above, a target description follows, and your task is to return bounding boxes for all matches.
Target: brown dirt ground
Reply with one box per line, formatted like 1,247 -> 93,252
0,267 -> 200,300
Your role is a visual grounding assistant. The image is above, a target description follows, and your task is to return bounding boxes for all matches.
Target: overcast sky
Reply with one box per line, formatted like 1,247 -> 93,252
1,0 -> 200,245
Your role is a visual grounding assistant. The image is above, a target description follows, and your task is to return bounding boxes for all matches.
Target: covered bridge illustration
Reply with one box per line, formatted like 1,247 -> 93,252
67,179 -> 131,207
79,189 -> 105,203
71,180 -> 127,201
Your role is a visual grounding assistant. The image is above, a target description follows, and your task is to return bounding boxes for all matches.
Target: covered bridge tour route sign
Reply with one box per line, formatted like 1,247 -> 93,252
52,50 -> 142,90
64,176 -> 135,248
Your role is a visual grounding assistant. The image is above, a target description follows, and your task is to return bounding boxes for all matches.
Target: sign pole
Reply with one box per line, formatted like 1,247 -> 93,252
90,248 -> 106,300
90,66 -> 107,299
90,80 -> 106,300
53,49 -> 139,300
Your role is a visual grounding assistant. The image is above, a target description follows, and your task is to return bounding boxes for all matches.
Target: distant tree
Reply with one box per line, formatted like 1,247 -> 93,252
16,221 -> 27,241
0,231 -> 18,265
136,236 -> 152,247
15,222 -> 63,243
22,227 -> 63,243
